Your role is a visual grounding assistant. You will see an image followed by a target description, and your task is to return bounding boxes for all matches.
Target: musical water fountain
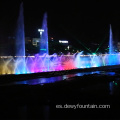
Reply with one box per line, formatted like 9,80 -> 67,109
0,3 -> 120,76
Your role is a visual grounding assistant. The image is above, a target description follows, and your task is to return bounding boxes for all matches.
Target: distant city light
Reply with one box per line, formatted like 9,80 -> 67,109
59,40 -> 68,43
67,46 -> 69,50
51,37 -> 53,39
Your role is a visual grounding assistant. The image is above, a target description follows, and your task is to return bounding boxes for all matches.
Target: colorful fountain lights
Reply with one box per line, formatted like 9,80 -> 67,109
0,53 -> 120,75
0,3 -> 120,75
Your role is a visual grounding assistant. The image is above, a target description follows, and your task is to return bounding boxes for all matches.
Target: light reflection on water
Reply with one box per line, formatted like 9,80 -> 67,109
14,71 -> 116,85
109,79 -> 120,95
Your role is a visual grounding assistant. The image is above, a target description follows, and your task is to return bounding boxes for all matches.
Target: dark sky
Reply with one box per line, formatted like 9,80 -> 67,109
0,0 -> 120,47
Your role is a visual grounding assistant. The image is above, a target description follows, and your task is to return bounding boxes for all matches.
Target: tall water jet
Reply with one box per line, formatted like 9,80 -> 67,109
15,2 -> 26,74
109,24 -> 114,54
39,13 -> 49,70
39,13 -> 49,55
108,24 -> 116,65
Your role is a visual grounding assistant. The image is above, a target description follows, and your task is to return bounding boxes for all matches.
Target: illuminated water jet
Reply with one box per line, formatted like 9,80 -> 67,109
109,24 -> 113,54
15,2 -> 26,74
39,13 -> 49,55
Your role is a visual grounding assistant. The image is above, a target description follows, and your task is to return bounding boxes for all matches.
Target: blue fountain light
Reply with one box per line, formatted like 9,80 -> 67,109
109,24 -> 113,54
108,24 -> 118,65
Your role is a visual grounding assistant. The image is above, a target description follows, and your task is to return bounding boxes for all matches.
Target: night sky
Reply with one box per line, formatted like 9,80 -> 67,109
0,0 -> 120,51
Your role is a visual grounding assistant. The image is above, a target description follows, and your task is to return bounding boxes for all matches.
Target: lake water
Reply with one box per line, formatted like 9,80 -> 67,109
11,71 -> 116,85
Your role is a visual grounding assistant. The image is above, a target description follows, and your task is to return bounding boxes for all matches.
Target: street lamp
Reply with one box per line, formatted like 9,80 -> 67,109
38,29 -> 46,53
38,29 -> 44,36
38,29 -> 44,45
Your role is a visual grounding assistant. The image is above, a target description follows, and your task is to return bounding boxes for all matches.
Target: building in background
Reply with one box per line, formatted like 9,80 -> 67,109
117,42 -> 120,52
32,38 -> 40,47
25,37 -> 75,55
